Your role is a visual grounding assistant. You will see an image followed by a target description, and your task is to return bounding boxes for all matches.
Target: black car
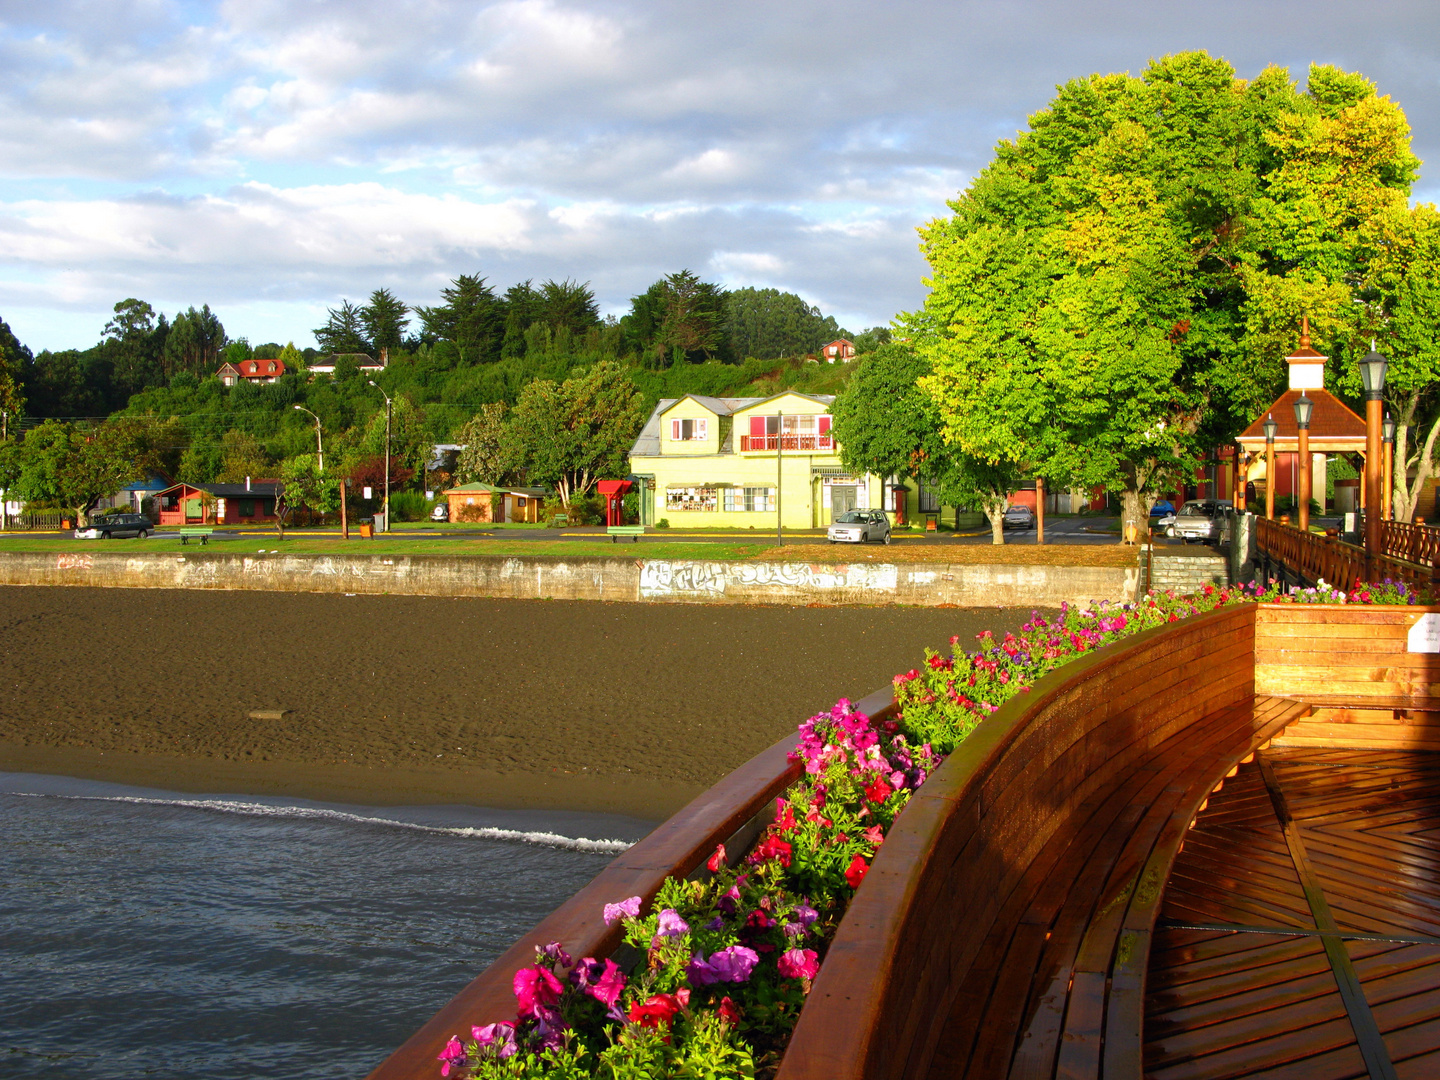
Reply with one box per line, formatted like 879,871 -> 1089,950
75,514 -> 153,539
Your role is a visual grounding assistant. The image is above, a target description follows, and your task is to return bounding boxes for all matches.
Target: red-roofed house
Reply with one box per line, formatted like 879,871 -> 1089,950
820,339 -> 855,362
217,358 -> 286,385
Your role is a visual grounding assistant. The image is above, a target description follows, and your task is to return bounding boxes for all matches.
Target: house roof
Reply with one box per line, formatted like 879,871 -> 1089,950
1237,389 -> 1367,442
237,358 -> 286,378
631,393 -> 837,457
156,481 -> 280,498
445,482 -> 507,494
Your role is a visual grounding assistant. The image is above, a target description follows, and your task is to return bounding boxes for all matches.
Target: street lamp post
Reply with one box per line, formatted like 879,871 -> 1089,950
1263,414 -> 1278,521
1360,343 -> 1388,568
1293,392 -> 1313,532
294,405 -> 324,473
775,410 -> 783,547
1382,413 -> 1396,523
368,380 -> 392,533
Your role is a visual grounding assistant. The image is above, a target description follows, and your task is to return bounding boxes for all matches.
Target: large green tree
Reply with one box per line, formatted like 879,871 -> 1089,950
416,274 -> 503,364
505,360 -> 643,505
9,419 -> 160,524
360,288 -> 410,355
905,53 -> 1420,533
454,402 -> 517,485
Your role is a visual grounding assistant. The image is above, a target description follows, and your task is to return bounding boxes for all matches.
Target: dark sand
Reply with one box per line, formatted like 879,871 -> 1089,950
0,587 -> 1038,818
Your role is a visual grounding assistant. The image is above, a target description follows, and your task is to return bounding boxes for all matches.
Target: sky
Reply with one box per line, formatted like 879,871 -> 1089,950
2,0 -> 1439,352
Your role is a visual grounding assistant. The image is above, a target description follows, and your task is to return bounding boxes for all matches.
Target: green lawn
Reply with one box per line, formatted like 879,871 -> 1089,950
0,534 -> 771,560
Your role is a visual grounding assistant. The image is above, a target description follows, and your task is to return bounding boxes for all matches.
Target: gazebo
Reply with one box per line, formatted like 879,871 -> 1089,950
1235,319 -> 1368,514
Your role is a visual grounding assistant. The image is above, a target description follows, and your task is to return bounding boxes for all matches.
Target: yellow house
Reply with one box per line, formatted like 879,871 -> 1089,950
627,392 -> 891,528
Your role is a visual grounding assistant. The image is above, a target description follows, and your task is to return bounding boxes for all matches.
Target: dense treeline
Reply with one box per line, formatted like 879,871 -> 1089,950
0,271 -> 885,522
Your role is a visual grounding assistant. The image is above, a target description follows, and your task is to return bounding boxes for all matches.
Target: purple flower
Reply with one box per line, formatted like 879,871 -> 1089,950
686,952 -> 721,986
791,903 -> 818,927
708,945 -> 760,983
603,895 -> 641,925
537,941 -> 572,967
532,1004 -> 568,1050
656,908 -> 689,937
705,916 -> 725,931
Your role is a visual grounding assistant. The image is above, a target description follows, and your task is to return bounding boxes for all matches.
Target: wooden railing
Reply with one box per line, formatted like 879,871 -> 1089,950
775,603 -> 1261,1080
1255,516 -> 1368,591
1380,519 -> 1440,568
366,686 -> 895,1080
738,433 -> 834,452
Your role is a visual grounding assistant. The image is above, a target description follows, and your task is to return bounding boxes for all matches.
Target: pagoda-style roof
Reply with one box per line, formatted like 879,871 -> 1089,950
1236,388 -> 1367,452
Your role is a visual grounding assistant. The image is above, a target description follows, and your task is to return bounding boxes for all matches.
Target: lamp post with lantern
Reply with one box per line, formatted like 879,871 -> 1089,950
294,405 -> 324,473
1382,413 -> 1396,523
1293,392 -> 1313,532
1263,414 -> 1278,521
1359,344 -> 1388,564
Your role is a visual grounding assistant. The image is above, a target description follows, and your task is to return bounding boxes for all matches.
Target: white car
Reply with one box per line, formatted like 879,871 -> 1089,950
828,510 -> 891,544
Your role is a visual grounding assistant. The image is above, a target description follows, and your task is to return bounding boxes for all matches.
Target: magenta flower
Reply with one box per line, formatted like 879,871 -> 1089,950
572,957 -> 627,1007
470,1022 -> 517,1059
603,895 -> 641,925
686,952 -> 720,986
537,941 -> 572,967
778,947 -> 820,980
438,1035 -> 466,1076
513,964 -> 563,1018
655,908 -> 689,937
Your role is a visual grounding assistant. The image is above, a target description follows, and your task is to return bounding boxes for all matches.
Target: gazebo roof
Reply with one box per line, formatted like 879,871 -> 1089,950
1237,388 -> 1367,449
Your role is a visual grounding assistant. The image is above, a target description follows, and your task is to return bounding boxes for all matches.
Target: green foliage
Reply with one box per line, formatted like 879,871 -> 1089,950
361,288 -> 410,353
454,402 -> 516,485
724,288 -> 848,360
8,418 -> 160,523
905,51 -> 1422,530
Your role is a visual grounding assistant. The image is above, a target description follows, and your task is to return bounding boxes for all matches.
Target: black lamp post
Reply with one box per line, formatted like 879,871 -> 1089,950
1359,343 -> 1388,564
1263,413 -> 1278,521
1293,392 -> 1313,532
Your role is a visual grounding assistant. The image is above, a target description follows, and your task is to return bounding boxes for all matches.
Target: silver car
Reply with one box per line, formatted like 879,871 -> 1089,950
1163,500 -> 1232,544
1003,505 -> 1036,530
75,513 -> 152,539
828,510 -> 891,544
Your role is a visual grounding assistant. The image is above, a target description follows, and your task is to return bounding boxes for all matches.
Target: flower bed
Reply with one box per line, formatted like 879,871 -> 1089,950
438,579 -> 1421,1079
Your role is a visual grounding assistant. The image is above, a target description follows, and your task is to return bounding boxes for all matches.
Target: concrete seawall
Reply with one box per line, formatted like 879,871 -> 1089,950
0,551 -> 1137,607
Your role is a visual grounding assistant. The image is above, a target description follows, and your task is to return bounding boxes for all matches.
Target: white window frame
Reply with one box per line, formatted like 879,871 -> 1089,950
670,418 -> 708,442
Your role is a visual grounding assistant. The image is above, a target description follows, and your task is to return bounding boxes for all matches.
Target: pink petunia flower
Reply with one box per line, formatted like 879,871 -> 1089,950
777,947 -> 820,980
603,895 -> 642,925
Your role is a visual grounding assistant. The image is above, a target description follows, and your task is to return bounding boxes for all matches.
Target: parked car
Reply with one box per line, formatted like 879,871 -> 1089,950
430,503 -> 449,522
1002,504 -> 1036,530
75,513 -> 152,539
1150,499 -> 1175,518
827,509 -> 891,544
1163,499 -> 1234,544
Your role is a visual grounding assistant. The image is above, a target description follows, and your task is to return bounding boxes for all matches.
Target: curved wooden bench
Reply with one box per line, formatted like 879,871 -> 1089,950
776,603 -> 1310,1080
365,686 -> 895,1079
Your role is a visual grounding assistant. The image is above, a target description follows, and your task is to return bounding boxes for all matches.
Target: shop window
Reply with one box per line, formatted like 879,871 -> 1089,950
666,486 -> 717,511
918,477 -> 940,513
723,486 -> 774,512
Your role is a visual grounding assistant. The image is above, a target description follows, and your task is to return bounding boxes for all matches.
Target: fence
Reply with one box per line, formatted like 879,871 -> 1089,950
2,509 -> 66,531
1255,516 -> 1435,593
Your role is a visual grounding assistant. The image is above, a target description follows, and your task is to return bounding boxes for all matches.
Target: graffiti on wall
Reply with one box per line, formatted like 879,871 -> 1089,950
639,560 -> 899,599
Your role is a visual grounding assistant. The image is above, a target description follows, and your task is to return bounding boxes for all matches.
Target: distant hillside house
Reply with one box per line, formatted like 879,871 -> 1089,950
821,339 -> 855,362
306,347 -> 390,378
218,358 -> 287,386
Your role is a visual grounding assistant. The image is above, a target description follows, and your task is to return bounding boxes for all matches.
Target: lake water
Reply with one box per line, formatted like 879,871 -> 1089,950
0,772 -> 651,1079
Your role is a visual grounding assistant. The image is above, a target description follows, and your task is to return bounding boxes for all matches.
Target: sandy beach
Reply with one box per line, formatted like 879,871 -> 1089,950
0,587 -> 1040,818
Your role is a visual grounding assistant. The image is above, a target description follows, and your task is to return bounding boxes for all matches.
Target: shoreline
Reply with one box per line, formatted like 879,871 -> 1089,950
0,743 -> 704,820
0,743 -> 702,817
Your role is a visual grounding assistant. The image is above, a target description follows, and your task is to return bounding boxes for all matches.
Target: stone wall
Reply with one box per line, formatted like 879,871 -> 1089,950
0,551 -> 1137,608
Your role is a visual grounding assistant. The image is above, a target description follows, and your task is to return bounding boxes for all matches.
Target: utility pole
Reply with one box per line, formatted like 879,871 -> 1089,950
294,405 -> 324,473
776,410 -> 783,547
369,381 -> 392,532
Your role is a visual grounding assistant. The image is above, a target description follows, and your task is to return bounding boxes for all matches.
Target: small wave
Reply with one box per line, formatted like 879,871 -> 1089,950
11,792 -> 633,854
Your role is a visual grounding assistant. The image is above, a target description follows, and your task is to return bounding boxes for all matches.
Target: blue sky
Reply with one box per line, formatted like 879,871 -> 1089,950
1,0 -> 1438,351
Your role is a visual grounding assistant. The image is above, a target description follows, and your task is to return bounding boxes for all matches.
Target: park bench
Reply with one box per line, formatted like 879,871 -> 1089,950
179,526 -> 214,545
607,525 -> 645,543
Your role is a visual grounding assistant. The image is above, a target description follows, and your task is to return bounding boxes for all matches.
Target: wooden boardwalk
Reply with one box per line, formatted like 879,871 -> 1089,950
1145,748 -> 1440,1079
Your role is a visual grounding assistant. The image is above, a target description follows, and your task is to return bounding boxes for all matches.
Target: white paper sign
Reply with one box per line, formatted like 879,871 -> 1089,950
1407,613 -> 1440,653
363,486 -> 373,500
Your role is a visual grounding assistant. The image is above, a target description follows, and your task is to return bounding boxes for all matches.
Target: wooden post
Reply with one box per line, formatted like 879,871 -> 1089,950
1265,442 -> 1276,521
1365,398 -> 1382,571
341,479 -> 349,539
1238,452 -> 1250,512
1383,435 -> 1394,522
1035,477 -> 1045,544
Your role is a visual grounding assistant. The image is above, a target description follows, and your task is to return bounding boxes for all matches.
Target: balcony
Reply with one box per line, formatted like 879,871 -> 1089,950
738,433 -> 834,452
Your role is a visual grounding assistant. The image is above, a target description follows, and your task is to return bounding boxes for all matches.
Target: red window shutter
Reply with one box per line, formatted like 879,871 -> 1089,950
818,416 -> 831,434
750,416 -> 765,437
672,419 -> 681,441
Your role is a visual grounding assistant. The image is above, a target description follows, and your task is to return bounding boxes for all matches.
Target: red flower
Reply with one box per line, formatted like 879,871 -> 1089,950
628,988 -> 690,1030
845,854 -> 870,889
718,996 -> 742,1025
863,776 -> 893,804
706,843 -> 727,872
751,834 -> 793,867
773,798 -> 797,833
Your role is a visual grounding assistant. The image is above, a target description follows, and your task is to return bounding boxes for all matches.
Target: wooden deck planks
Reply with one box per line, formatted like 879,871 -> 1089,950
1144,748 -> 1440,1079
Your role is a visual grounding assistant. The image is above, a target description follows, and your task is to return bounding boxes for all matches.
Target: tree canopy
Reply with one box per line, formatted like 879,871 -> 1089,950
903,52 -> 1426,528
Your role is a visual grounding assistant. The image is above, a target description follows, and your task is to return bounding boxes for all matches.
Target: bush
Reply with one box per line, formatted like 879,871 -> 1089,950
388,491 -> 429,522
656,517 -> 670,529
